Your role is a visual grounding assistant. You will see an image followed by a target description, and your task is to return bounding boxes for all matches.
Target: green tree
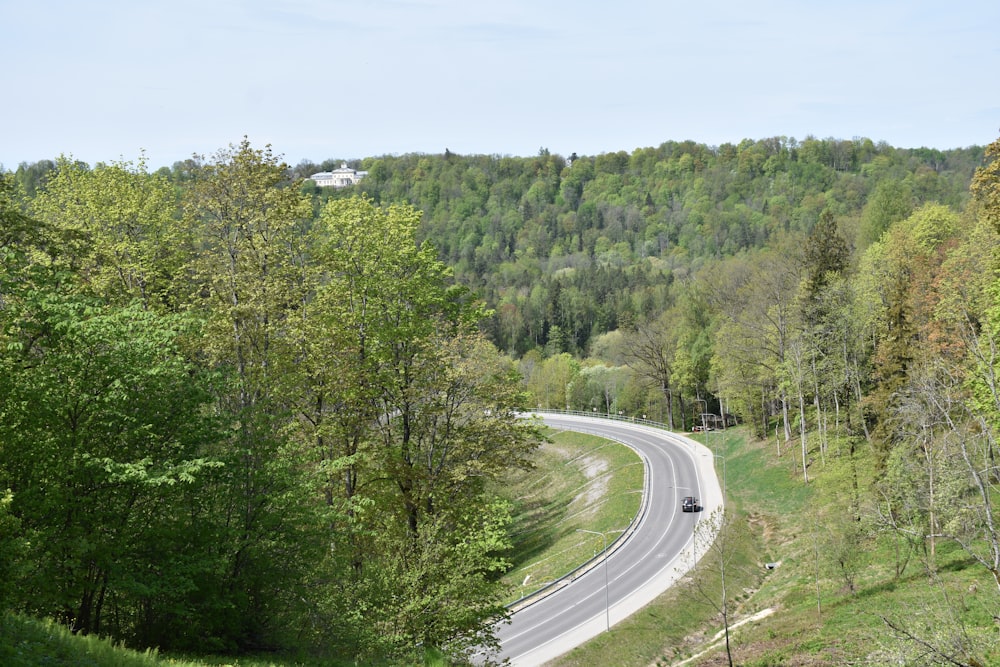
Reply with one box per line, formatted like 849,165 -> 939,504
0,173 -> 39,253
623,311 -> 681,428
970,135 -> 1000,233
527,352 -> 580,409
578,362 -> 631,414
181,138 -> 316,650
0,291 -> 221,641
0,490 -> 25,613
13,159 -> 57,198
29,155 -> 182,309
801,209 -> 850,321
300,195 -> 541,659
707,240 -> 803,440
859,202 -> 960,469
670,286 -> 714,422
860,179 -> 912,247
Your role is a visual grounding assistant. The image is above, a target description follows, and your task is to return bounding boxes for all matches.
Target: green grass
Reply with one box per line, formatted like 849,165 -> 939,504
501,428 -> 644,602
546,426 -> 773,667
0,614 -> 187,667
0,613 -> 440,667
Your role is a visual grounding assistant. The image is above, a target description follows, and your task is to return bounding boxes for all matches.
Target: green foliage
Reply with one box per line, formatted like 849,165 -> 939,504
278,195 -> 543,660
525,352 -> 580,409
860,179 -> 913,247
305,138 -> 978,359
0,612 -> 356,667
971,135 -> 1000,233
4,131 -> 998,665
0,173 -> 38,253
0,613 -> 172,667
0,491 -> 25,613
174,139 -> 321,653
897,202 -> 958,251
801,209 -> 849,308
0,288 -> 225,640
5,141 -> 545,660
29,155 -> 183,309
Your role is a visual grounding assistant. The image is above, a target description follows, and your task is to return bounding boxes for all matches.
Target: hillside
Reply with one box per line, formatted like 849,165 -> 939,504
292,138 -> 982,357
3,134 -> 1000,665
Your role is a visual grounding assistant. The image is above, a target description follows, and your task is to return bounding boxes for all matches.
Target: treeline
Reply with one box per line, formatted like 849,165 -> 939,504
0,142 -> 540,664
275,137 -> 982,434
14,138 -> 982,364
286,137 -> 981,359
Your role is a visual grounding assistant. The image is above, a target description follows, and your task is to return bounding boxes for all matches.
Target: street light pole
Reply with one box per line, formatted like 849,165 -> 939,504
714,452 -> 727,498
577,529 -> 611,632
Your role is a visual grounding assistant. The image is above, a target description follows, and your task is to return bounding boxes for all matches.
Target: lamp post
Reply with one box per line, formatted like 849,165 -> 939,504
577,528 -> 616,632
714,452 -> 727,499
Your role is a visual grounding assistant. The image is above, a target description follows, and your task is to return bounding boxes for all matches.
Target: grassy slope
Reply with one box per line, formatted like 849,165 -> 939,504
0,612 -> 356,667
0,614 -> 186,667
547,428 -> 1000,667
501,428 -> 645,602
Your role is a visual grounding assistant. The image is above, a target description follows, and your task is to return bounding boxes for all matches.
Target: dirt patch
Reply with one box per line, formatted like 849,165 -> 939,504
746,511 -> 778,543
545,442 -> 574,460
575,454 -> 609,513
658,608 -> 786,666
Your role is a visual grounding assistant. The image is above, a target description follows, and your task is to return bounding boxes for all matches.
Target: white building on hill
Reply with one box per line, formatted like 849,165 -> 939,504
310,163 -> 367,188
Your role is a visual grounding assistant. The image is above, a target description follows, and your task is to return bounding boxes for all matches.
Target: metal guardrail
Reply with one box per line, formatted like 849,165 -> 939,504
526,408 -> 675,432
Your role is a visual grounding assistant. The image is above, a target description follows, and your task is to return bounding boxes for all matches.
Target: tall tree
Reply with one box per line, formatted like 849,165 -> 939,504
0,173 -> 39,253
623,310 -> 681,428
670,284 -> 715,423
860,179 -> 912,247
298,195 -> 541,660
181,138 -> 315,649
707,239 -> 803,441
970,135 -> 1000,234
0,291 -> 220,640
29,155 -> 182,309
800,209 -> 850,323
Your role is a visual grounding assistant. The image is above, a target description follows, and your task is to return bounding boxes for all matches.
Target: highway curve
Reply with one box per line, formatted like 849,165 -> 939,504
492,413 -> 724,666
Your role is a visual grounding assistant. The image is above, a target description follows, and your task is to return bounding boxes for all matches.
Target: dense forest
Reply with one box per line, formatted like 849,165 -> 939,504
1,143 -> 541,663
3,132 -> 1000,664
294,137 -> 986,434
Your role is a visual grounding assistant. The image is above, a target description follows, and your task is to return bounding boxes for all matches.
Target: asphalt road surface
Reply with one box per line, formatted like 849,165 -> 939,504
489,413 -> 724,666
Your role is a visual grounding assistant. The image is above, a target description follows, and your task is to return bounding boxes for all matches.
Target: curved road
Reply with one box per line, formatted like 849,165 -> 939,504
492,413 -> 724,666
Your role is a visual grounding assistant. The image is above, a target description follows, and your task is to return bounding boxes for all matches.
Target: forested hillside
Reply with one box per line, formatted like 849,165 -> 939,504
289,138 -> 985,432
299,138 -> 980,357
4,133 -> 1000,664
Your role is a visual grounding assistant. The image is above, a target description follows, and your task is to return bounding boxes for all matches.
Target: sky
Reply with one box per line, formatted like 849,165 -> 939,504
2,0 -> 999,171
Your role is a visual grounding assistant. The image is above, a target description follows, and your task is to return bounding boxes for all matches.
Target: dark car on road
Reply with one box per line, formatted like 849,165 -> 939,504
681,496 -> 700,512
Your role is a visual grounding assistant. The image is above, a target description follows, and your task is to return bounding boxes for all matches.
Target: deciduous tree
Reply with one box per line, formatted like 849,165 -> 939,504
180,138 -> 316,649
29,155 -> 182,309
0,291 -> 221,640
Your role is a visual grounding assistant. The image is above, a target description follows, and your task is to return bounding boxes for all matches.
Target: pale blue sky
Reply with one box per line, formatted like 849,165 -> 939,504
2,0 -> 999,170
